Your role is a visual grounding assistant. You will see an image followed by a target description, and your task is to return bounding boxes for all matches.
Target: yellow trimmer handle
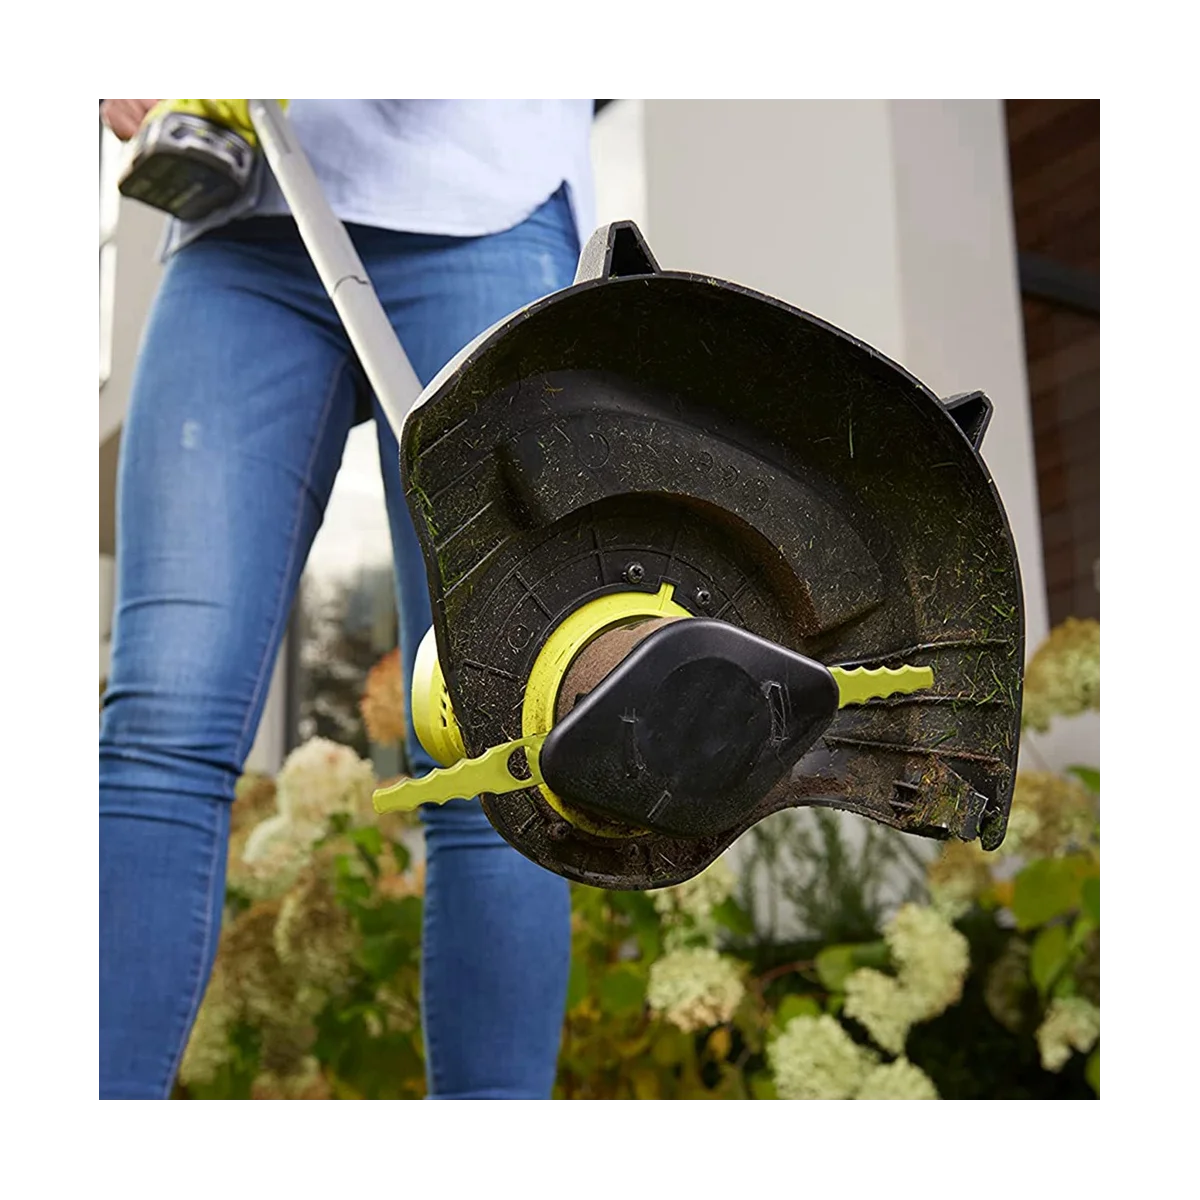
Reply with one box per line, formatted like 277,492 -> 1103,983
145,99 -> 290,145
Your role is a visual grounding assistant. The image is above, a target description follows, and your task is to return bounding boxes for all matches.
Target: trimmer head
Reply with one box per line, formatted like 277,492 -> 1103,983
382,222 -> 1024,890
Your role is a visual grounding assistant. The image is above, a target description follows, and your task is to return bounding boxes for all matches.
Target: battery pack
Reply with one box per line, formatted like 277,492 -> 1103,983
117,112 -> 255,222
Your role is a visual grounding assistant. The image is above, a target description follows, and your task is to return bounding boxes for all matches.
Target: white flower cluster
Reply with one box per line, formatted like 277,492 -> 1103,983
1021,617 -> 1100,733
240,814 -> 322,898
885,903 -> 970,1018
275,736 -> 376,828
273,867 -> 355,995
652,857 -> 737,950
653,857 -> 736,922
843,970 -> 912,1056
856,1057 -> 939,1100
1036,996 -> 1100,1072
179,972 -> 237,1086
768,1015 -> 940,1100
1000,771 -> 1097,860
926,842 -> 993,921
238,738 -> 376,898
646,947 -> 744,1033
769,1014 -> 873,1099
842,903 -> 970,1055
1000,804 -> 1043,858
251,1055 -> 326,1099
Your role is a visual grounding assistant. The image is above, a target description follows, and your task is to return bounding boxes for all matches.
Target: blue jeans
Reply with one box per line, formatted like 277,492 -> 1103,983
99,188 -> 577,1099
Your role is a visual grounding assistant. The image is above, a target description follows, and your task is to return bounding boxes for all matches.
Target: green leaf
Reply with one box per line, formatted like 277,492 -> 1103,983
336,875 -> 373,904
565,959 -> 590,1011
1081,877 -> 1100,924
608,889 -> 658,927
631,1067 -> 660,1100
355,846 -> 380,879
330,1028 -> 424,1099
571,884 -> 606,923
356,895 -> 421,937
706,1026 -> 732,1061
651,1025 -> 688,1066
1011,856 -> 1095,930
1067,765 -> 1100,794
598,965 -> 645,1017
634,924 -> 662,963
750,1072 -> 779,1100
1030,924 -> 1071,995
815,945 -> 858,991
1050,974 -> 1078,1000
1085,1048 -> 1099,1095
772,993 -> 822,1030
350,825 -> 383,857
815,940 -> 889,991
356,931 -> 411,978
711,897 -> 755,936
1069,913 -> 1097,952
335,1002 -> 375,1025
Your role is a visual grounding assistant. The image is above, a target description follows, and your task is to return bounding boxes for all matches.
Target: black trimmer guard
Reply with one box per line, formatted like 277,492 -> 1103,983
400,222 -> 1024,889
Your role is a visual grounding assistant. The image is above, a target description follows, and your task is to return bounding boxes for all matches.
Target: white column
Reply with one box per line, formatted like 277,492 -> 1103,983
100,196 -> 167,446
887,99 -> 1048,646
640,99 -> 1048,647
100,553 -> 115,686
244,640 -> 289,775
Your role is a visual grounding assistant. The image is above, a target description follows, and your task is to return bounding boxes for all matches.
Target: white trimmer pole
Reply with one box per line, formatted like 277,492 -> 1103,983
247,99 -> 422,438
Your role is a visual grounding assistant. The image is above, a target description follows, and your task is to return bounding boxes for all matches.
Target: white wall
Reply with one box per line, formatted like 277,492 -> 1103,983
591,100 -> 649,233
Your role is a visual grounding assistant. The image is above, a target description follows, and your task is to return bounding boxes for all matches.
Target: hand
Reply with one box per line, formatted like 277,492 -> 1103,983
101,99 -> 162,141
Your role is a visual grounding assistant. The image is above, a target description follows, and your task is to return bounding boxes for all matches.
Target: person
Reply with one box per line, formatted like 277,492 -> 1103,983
99,99 -> 596,1100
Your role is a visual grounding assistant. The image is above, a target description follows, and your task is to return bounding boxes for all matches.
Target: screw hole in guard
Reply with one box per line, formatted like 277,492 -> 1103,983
507,747 -> 533,781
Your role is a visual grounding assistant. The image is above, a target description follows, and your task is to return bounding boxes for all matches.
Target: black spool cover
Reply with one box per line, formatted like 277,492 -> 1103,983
540,620 -> 839,838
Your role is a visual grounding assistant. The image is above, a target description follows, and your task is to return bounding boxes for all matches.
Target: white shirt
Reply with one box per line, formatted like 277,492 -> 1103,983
163,99 -> 596,256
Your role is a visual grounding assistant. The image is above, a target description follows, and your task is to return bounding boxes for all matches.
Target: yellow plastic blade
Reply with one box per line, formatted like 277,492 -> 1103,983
831,664 -> 934,706
372,735 -> 545,814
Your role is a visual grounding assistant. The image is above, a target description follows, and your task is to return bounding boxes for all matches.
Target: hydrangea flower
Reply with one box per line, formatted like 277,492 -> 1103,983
1036,996 -> 1100,1072
841,904 -> 970,1056
240,812 -> 323,898
885,903 -> 970,1020
983,937 -> 1032,1034
653,857 -> 738,949
1001,771 -> 1097,859
178,969 -> 237,1086
843,969 -> 920,1056
768,1014 -> 876,1100
274,737 -> 376,830
926,840 -> 993,920
180,898 -> 318,1088
250,1055 -> 329,1100
856,1057 -> 939,1099
1022,617 -> 1100,733
217,900 -> 307,1030
274,865 -> 356,995
653,857 -> 736,923
646,947 -> 744,1033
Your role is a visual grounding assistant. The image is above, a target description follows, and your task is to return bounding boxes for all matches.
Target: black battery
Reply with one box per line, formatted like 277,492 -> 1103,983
117,111 -> 255,222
